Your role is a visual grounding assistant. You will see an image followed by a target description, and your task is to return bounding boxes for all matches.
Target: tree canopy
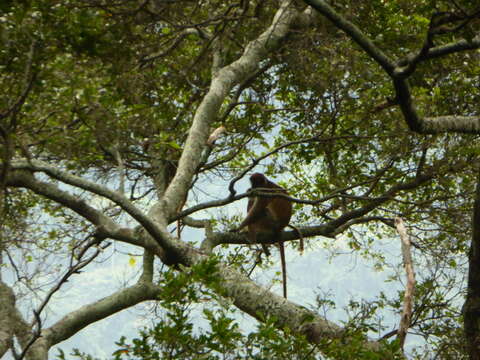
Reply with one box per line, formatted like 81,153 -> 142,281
1,0 -> 480,359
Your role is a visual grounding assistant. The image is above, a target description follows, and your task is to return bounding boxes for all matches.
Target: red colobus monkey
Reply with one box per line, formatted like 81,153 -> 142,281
234,173 -> 292,298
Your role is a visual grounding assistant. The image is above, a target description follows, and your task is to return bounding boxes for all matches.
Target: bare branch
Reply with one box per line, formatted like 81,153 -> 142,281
7,160 -> 180,253
395,217 -> 416,351
41,282 -> 162,348
111,147 -> 125,194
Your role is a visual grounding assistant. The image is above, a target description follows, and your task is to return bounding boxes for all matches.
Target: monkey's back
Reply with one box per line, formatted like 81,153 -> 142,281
247,187 -> 292,234
268,192 -> 292,229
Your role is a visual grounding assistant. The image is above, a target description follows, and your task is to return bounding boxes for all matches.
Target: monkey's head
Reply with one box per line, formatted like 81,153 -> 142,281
250,173 -> 268,188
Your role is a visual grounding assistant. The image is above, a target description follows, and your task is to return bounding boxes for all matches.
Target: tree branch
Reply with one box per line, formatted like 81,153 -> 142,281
5,169 -> 179,266
463,168 -> 480,357
7,160 -> 182,256
6,169 -> 118,231
17,243 -> 112,360
41,282 -> 162,348
303,0 -> 480,134
0,281 -> 16,357
162,2 -> 310,216
394,80 -> 480,133
302,0 -> 395,74
213,261 -> 383,354
0,40 -> 37,121
418,34 -> 480,61
395,217 -> 416,351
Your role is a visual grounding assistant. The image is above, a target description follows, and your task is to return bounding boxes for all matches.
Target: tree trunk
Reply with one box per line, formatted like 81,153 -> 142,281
464,170 -> 480,359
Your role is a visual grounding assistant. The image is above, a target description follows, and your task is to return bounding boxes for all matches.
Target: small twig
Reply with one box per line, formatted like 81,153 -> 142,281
199,134 -> 253,172
139,28 -> 209,67
219,61 -> 273,123
227,134 -> 367,195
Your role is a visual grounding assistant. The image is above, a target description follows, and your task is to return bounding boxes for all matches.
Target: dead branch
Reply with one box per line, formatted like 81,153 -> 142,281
395,217 -> 416,351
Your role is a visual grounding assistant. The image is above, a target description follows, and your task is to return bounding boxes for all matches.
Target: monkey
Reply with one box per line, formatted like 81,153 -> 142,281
233,172 -> 292,298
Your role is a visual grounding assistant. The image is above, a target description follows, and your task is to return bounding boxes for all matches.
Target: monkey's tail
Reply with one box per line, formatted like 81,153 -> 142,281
287,224 -> 304,254
279,240 -> 287,299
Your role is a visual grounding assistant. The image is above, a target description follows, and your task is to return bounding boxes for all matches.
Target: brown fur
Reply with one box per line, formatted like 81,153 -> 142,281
236,173 -> 292,298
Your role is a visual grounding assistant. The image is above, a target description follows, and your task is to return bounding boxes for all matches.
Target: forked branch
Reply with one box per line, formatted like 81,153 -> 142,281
303,0 -> 480,134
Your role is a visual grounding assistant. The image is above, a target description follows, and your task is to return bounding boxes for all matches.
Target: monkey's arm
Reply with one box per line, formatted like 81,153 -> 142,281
232,197 -> 268,231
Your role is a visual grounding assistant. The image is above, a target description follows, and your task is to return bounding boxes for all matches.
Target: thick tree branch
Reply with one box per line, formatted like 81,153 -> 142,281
209,224 -> 334,249
302,0 -> 395,74
41,282 -> 162,349
0,280 -> 31,358
7,166 -> 117,229
139,249 -> 155,283
464,169 -> 480,359
213,261 -> 382,354
17,243 -> 112,360
303,0 -> 480,134
395,217 -> 416,351
5,169 -> 180,266
394,79 -> 480,133
6,169 -> 132,241
0,281 -> 16,357
421,116 -> 480,134
416,34 -> 480,61
7,160 -> 185,256
162,2 -> 311,216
